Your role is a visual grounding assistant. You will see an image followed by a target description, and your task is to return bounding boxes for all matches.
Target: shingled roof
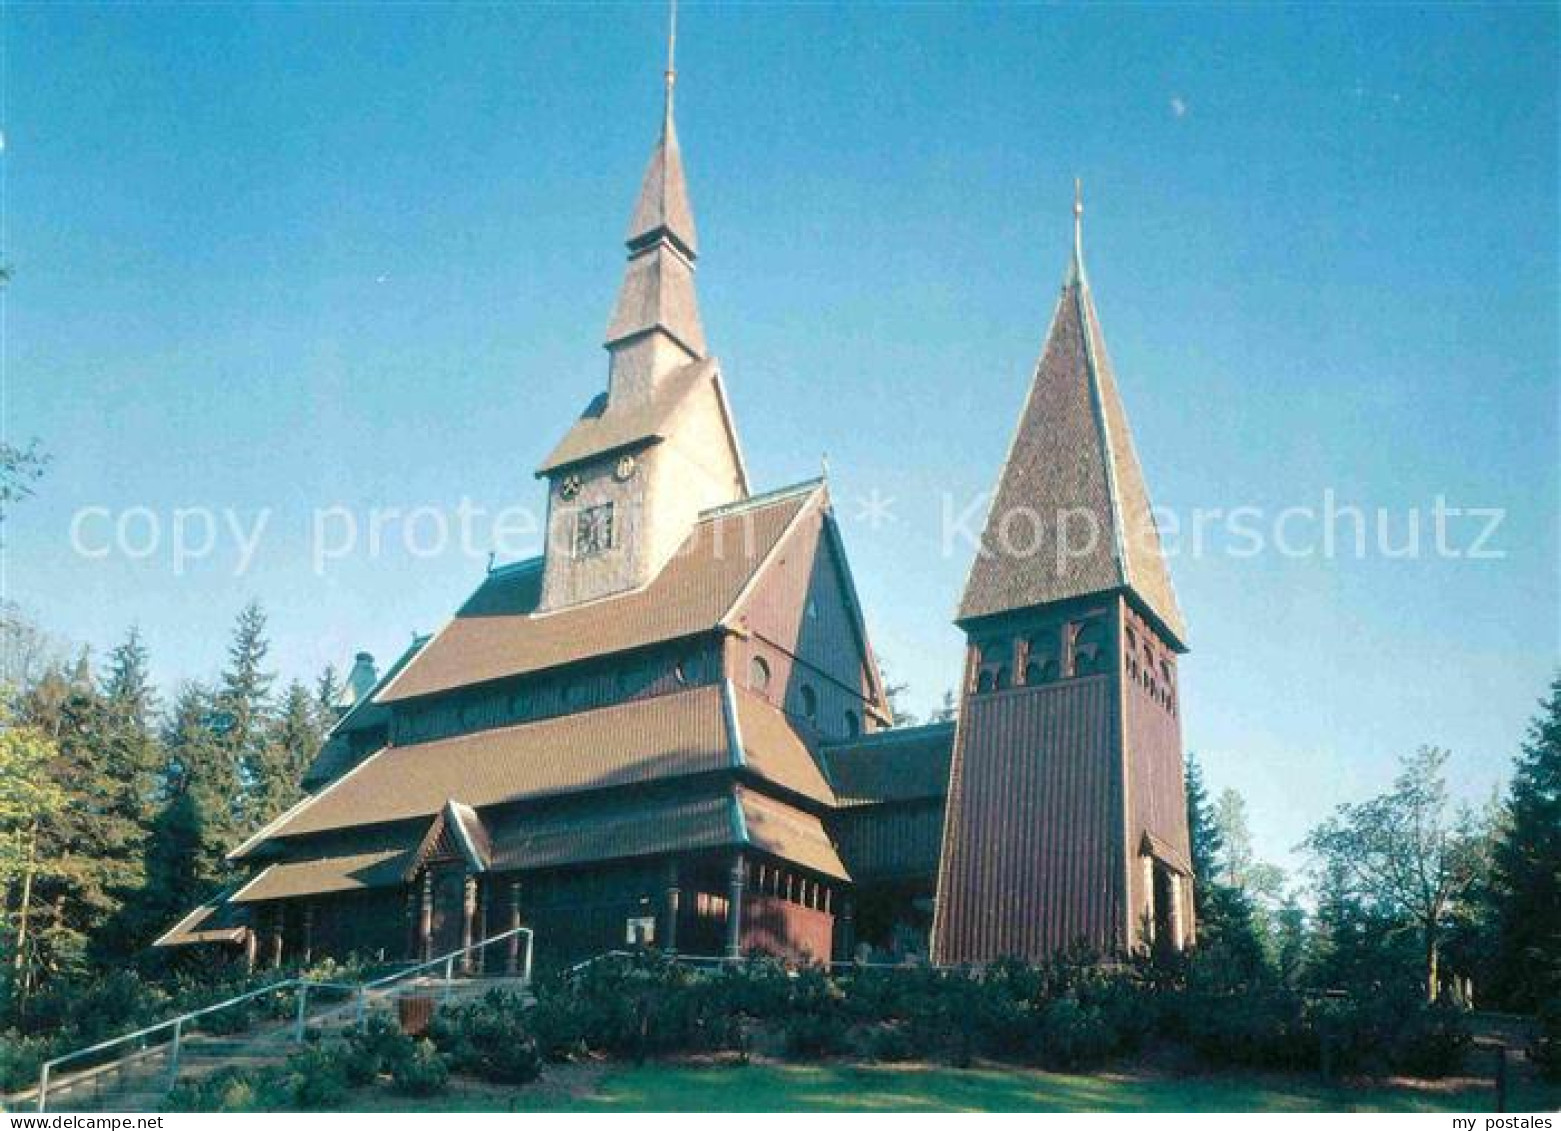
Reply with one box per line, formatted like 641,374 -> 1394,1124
235,675 -> 836,852
821,721 -> 955,806
957,219 -> 1186,647
153,888 -> 251,948
231,845 -> 414,904
606,76 -> 704,356
242,684 -> 731,844
379,482 -> 822,703
537,358 -> 722,476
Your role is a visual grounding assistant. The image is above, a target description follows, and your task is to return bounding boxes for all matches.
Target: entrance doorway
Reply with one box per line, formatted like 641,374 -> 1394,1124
428,867 -> 466,957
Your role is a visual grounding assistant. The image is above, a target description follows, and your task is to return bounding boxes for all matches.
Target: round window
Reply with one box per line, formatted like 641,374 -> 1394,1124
750,655 -> 771,691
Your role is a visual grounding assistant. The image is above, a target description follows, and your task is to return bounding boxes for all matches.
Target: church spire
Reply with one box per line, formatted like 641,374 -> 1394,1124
957,186 -> 1187,647
605,1 -> 706,381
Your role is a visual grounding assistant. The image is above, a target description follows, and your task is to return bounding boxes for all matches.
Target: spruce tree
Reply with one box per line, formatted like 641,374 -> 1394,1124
216,602 -> 275,828
1490,673 -> 1561,1012
1185,752 -> 1223,915
250,680 -> 326,824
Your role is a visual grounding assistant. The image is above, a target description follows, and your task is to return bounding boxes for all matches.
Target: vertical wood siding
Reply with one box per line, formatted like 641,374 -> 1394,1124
934,673 -> 1123,962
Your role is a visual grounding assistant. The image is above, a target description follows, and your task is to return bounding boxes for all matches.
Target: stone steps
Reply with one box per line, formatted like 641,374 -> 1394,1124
31,976 -> 534,1112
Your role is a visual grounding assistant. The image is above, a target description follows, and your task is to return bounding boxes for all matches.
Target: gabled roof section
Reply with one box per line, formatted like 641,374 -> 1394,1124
301,634 -> 431,790
957,208 -> 1186,647
537,357 -> 718,476
246,684 -> 733,842
821,721 -> 955,806
409,800 -> 492,875
724,681 -> 837,806
380,481 -> 822,703
153,886 -> 250,947
230,845 -> 414,904
738,786 -> 850,881
487,788 -> 734,874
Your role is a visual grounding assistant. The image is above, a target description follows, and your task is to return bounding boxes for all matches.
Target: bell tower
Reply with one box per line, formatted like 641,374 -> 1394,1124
931,186 -> 1195,963
537,7 -> 747,612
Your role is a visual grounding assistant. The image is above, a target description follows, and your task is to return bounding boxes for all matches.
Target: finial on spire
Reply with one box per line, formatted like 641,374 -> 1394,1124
1068,177 -> 1087,287
664,0 -> 678,109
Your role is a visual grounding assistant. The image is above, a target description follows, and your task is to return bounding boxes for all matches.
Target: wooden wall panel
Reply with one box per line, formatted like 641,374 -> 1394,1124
933,674 -> 1124,963
741,893 -> 834,963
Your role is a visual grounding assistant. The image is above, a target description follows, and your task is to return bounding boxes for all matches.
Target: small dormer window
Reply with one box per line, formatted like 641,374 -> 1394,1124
574,503 -> 615,557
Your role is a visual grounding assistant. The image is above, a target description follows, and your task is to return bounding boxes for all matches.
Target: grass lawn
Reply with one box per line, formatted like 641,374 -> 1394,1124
340,1061 -> 1558,1113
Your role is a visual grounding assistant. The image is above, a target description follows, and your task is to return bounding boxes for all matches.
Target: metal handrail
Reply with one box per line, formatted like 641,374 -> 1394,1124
34,926 -> 533,1112
564,950 -> 952,978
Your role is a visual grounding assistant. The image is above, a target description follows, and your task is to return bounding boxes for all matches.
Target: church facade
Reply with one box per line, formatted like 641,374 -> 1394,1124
157,61 -> 1192,971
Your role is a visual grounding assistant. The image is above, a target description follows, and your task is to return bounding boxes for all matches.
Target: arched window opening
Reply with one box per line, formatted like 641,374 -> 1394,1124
750,655 -> 771,691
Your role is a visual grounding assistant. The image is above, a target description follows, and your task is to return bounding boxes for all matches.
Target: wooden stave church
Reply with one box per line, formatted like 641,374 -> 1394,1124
156,54 -> 1194,972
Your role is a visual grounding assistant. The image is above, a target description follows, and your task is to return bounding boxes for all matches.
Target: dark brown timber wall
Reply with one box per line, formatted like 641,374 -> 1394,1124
742,893 -> 833,962
934,673 -> 1124,962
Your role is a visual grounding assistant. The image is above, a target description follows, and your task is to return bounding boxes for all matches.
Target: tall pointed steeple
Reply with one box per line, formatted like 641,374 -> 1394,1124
933,188 -> 1195,967
605,1 -> 706,402
958,185 -> 1186,647
536,3 -> 747,613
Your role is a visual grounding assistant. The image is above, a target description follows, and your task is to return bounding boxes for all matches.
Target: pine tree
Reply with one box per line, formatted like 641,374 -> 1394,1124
1185,752 -> 1223,914
250,680 -> 326,824
216,602 -> 275,828
1490,673 -> 1561,1012
314,664 -> 342,728
0,709 -> 66,1010
160,682 -> 242,890
12,654 -> 121,980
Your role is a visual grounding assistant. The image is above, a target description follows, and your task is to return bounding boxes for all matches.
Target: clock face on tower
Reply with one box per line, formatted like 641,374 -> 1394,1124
574,502 -> 615,557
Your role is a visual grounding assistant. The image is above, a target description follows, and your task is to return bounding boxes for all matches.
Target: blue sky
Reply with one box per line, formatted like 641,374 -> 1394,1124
5,3 -> 1557,873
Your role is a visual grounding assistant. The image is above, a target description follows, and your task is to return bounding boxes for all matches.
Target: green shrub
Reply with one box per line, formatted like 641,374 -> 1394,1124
391,1039 -> 448,1096
429,990 -> 541,1086
280,1045 -> 349,1109
0,1030 -> 50,1095
867,1022 -> 917,1062
782,1009 -> 854,1059
1034,996 -> 1116,1071
1534,1002 -> 1561,1084
165,1066 -> 264,1113
1388,1001 -> 1469,1078
344,1013 -> 417,1080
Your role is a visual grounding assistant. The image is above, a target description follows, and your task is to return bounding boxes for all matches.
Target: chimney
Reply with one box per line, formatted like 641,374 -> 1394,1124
339,651 -> 379,712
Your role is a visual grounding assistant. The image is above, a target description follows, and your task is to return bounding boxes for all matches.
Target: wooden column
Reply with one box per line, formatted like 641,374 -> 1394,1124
268,905 -> 285,968
724,853 -> 746,959
1140,855 -> 1156,950
1167,873 -> 1185,953
460,874 -> 478,973
662,860 -> 681,953
506,879 -> 523,975
476,878 -> 491,973
418,870 -> 434,962
243,925 -> 258,974
300,903 -> 315,966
